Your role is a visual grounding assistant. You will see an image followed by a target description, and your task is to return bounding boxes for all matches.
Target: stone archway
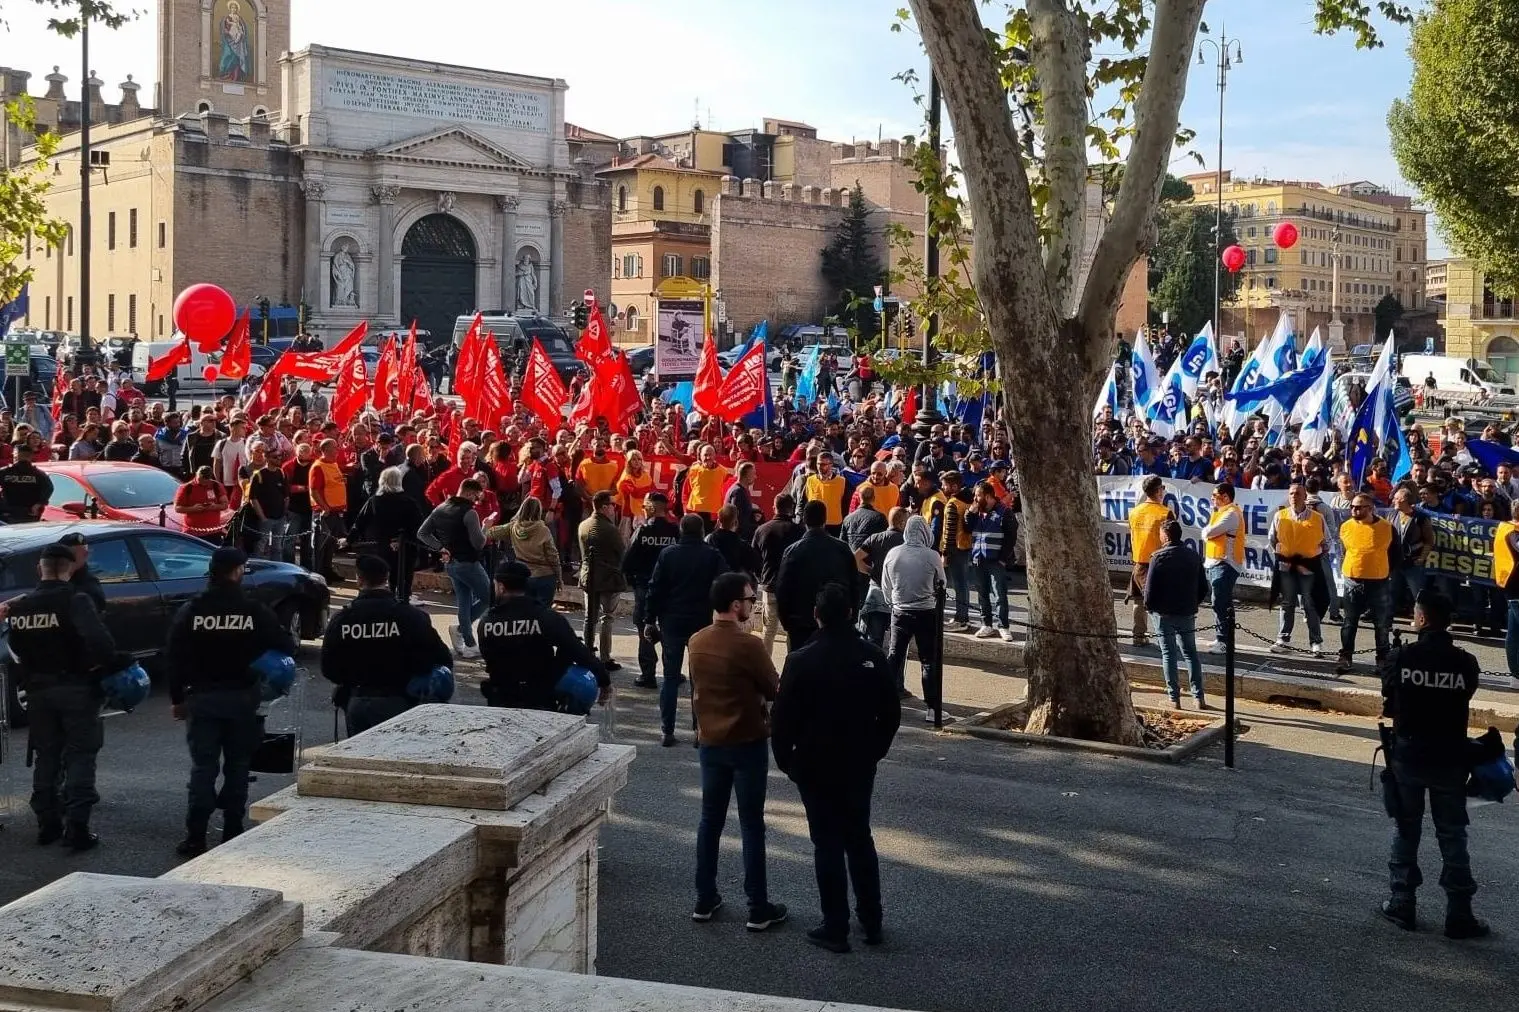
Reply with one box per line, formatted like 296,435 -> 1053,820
1487,335 -> 1519,380
400,213 -> 477,346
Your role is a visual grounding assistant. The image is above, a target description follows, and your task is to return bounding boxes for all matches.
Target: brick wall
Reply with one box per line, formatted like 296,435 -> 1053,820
563,176 -> 612,310
711,178 -> 845,330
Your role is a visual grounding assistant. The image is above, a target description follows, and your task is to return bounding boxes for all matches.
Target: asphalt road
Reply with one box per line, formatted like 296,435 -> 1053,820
0,603 -> 1514,1012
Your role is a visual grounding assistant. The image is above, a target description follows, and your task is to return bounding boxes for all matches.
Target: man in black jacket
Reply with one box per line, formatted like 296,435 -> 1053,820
775,501 -> 858,652
166,547 -> 297,856
479,562 -> 609,710
772,584 -> 901,954
752,494 -> 801,654
840,484 -> 888,552
645,513 -> 729,745
855,508 -> 908,649
1142,521 -> 1210,709
1378,589 -> 1487,939
10,545 -> 117,850
321,554 -> 451,735
622,491 -> 680,689
0,441 -> 53,523
706,504 -> 760,577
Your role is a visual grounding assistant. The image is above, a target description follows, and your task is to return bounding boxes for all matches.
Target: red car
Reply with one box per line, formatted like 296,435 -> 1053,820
37,461 -> 235,533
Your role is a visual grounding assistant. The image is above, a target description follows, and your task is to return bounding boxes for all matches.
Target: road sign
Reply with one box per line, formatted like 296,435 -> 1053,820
716,300 -> 727,324
4,342 -> 28,370
584,289 -> 597,306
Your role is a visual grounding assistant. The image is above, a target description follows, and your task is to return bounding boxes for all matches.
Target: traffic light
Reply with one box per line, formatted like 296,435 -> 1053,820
573,302 -> 589,331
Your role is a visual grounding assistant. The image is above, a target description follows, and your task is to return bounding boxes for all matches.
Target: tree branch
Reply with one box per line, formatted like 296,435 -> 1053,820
1075,0 -> 1205,343
909,0 -> 1056,334
1026,0 -> 1090,316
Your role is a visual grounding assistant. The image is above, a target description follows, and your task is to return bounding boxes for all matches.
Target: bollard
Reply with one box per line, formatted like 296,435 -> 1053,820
932,579 -> 946,729
1224,602 -> 1237,768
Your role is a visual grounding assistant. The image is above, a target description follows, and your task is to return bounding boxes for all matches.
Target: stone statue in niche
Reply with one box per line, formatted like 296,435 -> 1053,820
515,250 -> 539,312
330,242 -> 359,308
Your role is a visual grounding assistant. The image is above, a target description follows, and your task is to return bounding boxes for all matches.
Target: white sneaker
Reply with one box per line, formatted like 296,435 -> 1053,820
447,625 -> 464,653
946,622 -> 971,634
999,628 -> 1016,643
1510,675 -> 1519,691
923,708 -> 939,723
409,594 -> 427,607
1204,640 -> 1223,654
1269,640 -> 1291,654
1311,643 -> 1324,658
974,625 -> 997,639
459,643 -> 481,660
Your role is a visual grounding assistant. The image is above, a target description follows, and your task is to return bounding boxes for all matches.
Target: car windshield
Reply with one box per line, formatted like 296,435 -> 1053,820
1474,362 -> 1504,383
86,468 -> 185,509
519,321 -> 574,357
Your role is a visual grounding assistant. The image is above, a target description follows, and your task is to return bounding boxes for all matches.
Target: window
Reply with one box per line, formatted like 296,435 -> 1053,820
158,221 -> 166,248
1267,200 -> 1277,214
1264,248 -> 1277,264
108,211 -> 116,250
139,533 -> 215,581
1300,277 -> 1308,290
129,208 -> 138,248
157,314 -> 164,336
661,253 -> 682,277
613,258 -> 621,279
652,186 -> 665,211
693,189 -> 705,214
626,306 -> 638,332
44,472 -> 89,509
1246,249 -> 1257,266
1299,250 -> 1307,264
622,254 -> 638,278
1247,226 -> 1257,238
66,297 -> 73,330
1265,276 -> 1277,288
107,294 -> 116,331
690,256 -> 710,281
197,101 -> 211,114
128,294 -> 137,334
617,186 -> 627,212
86,538 -> 144,584
45,295 -> 52,328
66,226 -> 73,256
253,106 -> 268,118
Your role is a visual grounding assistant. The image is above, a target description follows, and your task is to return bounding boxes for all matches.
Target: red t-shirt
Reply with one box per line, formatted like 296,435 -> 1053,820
174,480 -> 226,532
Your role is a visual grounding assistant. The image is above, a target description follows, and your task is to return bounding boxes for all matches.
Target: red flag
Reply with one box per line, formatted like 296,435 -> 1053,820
521,339 -> 569,429
901,386 -> 919,426
49,364 -> 68,423
397,321 -> 418,410
713,341 -> 767,421
594,351 -> 642,430
568,378 -> 597,428
576,302 -> 615,369
454,329 -> 485,414
218,312 -> 252,380
146,337 -> 192,382
243,354 -> 289,420
410,364 -> 432,415
371,337 -> 400,409
328,321 -> 368,357
331,346 -> 370,428
475,337 -> 514,430
692,334 -> 723,416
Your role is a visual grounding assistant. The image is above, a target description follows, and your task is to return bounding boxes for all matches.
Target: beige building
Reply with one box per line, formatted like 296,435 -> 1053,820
1425,258 -> 1449,304
5,0 -> 609,344
1437,258 -> 1519,377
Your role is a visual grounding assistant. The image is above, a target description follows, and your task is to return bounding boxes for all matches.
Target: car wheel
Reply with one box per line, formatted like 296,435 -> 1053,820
5,664 -> 27,730
277,601 -> 304,643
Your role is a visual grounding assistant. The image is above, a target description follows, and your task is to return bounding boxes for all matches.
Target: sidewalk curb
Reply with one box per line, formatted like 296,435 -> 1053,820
937,633 -> 1519,732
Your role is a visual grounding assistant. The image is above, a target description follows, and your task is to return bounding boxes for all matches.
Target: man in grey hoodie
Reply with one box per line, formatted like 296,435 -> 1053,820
881,515 -> 946,722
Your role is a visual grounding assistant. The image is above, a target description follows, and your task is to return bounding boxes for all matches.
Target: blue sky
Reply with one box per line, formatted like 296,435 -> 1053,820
6,0 -> 1438,252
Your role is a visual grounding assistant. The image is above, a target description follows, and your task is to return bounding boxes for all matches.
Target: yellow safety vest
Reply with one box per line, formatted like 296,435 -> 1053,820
1205,504 -> 1245,566
1339,516 -> 1393,580
1495,520 -> 1518,589
1274,508 -> 1324,560
1129,500 -> 1172,564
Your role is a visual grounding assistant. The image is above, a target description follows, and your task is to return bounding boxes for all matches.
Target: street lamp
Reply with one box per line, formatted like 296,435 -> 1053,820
913,72 -> 944,440
1199,29 -> 1242,339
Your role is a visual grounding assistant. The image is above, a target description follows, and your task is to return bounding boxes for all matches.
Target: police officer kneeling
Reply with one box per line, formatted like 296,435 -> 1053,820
11,544 -> 118,850
166,547 -> 297,857
1378,588 -> 1488,939
478,562 -> 610,711
321,554 -> 451,735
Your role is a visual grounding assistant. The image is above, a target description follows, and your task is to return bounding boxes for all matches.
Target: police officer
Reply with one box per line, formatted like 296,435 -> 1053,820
478,562 -> 609,711
320,554 -> 450,735
56,532 -> 106,613
621,491 -> 679,689
166,547 -> 296,857
0,441 -> 53,523
1377,589 -> 1488,939
9,544 -> 118,849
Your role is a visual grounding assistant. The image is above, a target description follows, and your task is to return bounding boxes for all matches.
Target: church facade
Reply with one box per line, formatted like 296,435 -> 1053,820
6,0 -> 610,346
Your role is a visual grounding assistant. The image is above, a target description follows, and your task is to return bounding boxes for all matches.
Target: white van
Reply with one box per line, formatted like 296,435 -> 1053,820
1400,353 -> 1516,396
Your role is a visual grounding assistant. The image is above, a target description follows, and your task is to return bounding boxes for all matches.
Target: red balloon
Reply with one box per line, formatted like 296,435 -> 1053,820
1273,221 -> 1299,249
1221,245 -> 1247,273
202,365 -> 219,383
173,284 -> 236,344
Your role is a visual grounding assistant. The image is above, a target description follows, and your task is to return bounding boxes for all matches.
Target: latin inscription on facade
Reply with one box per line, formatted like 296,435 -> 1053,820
326,69 -> 549,133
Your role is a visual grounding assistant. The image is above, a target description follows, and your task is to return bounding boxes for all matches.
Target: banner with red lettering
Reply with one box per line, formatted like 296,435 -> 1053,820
331,346 -> 370,427
576,302 -> 615,369
475,337 -> 513,429
639,454 -> 792,519
714,342 -> 766,421
397,321 -> 419,410
522,338 -> 569,429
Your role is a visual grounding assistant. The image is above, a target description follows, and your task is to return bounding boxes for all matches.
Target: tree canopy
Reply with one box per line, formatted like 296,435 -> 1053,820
1390,0 -> 1519,293
821,185 -> 886,342
1149,205 -> 1237,337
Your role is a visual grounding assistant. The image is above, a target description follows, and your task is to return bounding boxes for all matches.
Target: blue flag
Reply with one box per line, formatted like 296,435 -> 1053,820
1467,439 -> 1519,475
0,284 -> 27,339
795,345 -> 823,404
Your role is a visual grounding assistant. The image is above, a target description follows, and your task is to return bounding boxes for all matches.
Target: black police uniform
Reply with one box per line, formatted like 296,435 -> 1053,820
620,515 -> 679,687
320,588 -> 451,736
166,583 -> 296,841
477,594 -> 607,711
1378,628 -> 1483,928
9,576 -> 117,845
0,458 -> 53,523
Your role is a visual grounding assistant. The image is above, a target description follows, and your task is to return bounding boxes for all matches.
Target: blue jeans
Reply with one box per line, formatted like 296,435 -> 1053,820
1341,577 -> 1391,661
446,561 -> 491,647
1391,566 -> 1426,614
1206,564 -> 1237,643
972,559 -> 1009,629
695,740 -> 771,910
945,550 -> 971,624
1506,599 -> 1519,676
1155,613 -> 1204,701
259,516 -> 290,562
631,585 -> 659,683
658,622 -> 697,735
1277,566 -> 1322,645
